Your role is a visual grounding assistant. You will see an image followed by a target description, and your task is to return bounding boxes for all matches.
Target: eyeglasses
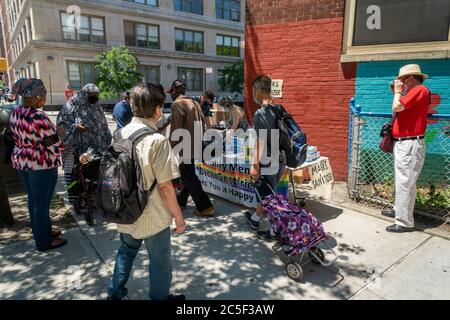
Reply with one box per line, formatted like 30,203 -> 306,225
400,76 -> 412,82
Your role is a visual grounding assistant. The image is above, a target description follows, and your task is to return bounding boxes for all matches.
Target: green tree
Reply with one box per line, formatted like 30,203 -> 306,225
95,46 -> 143,100
218,60 -> 244,94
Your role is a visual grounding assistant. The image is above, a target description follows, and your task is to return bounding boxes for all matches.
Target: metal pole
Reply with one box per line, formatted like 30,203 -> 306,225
48,75 -> 53,111
348,105 -> 362,200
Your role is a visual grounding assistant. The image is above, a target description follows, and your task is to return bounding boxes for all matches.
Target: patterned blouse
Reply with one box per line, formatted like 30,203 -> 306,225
56,91 -> 112,156
9,106 -> 64,171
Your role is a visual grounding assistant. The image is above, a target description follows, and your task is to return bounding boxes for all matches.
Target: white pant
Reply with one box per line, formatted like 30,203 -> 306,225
393,139 -> 426,228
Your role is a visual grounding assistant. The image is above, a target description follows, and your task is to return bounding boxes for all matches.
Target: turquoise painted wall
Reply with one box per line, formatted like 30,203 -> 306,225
354,59 -> 449,184
355,59 -> 450,113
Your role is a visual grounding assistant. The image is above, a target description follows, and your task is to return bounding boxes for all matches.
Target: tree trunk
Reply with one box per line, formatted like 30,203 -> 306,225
0,170 -> 14,227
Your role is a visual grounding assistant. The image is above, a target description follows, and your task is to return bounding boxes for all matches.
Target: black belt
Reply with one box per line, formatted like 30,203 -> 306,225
393,135 -> 424,142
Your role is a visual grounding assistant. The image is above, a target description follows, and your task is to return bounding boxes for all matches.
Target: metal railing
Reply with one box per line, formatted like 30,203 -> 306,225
348,98 -> 450,223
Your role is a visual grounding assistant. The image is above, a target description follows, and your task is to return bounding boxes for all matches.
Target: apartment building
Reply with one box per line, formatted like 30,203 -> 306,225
0,2 -> 12,86
2,0 -> 244,105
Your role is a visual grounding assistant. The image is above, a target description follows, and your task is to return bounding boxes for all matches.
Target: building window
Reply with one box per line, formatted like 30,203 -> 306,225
342,0 -> 450,62
138,65 -> 161,84
216,35 -> 240,57
124,21 -> 160,49
216,0 -> 240,22
124,0 -> 157,6
136,24 -> 160,49
67,61 -> 98,90
30,63 -> 36,78
177,67 -> 203,91
61,13 -> 106,43
174,0 -> 203,15
175,28 -> 203,53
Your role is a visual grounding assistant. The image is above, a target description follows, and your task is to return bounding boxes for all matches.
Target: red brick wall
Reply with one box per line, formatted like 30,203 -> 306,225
245,0 -> 345,25
245,0 -> 356,181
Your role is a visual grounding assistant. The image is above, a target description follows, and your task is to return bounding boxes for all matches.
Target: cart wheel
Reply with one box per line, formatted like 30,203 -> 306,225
309,247 -> 325,265
286,262 -> 303,281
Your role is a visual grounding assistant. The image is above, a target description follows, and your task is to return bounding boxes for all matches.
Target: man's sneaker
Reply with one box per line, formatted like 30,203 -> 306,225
245,211 -> 259,230
257,230 -> 277,242
194,207 -> 215,218
167,294 -> 186,301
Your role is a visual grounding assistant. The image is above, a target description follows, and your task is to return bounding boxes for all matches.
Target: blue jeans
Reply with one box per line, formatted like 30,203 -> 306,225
18,168 -> 58,250
108,228 -> 172,300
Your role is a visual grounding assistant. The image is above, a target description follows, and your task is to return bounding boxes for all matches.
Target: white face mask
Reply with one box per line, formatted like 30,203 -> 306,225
253,95 -> 261,105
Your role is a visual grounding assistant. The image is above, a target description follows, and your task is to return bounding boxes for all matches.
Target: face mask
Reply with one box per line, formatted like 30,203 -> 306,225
88,96 -> 99,104
253,96 -> 261,105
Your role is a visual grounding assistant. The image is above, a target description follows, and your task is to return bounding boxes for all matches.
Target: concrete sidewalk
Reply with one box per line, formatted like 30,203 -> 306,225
1,183 -> 449,300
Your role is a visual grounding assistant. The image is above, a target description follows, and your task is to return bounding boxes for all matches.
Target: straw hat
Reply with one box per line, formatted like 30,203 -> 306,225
396,64 -> 428,80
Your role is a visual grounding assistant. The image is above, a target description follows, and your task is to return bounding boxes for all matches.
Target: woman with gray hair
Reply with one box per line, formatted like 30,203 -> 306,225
8,78 -> 67,251
56,84 -> 112,213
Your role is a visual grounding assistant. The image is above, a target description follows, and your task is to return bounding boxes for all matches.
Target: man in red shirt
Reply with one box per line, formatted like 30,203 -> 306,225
384,64 -> 430,233
64,83 -> 74,102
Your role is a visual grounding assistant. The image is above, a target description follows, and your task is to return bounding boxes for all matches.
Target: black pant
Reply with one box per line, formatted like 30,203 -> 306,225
177,162 -> 213,212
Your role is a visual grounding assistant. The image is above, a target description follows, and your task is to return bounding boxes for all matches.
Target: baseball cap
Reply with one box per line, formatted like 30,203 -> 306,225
167,80 -> 186,94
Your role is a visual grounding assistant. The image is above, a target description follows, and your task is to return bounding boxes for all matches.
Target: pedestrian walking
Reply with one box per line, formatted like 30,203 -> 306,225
108,83 -> 186,300
245,75 -> 286,241
168,80 -> 215,217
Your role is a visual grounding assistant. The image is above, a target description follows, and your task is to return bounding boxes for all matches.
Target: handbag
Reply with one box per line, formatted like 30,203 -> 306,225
379,113 -> 397,153
0,128 -> 15,165
42,134 -> 61,147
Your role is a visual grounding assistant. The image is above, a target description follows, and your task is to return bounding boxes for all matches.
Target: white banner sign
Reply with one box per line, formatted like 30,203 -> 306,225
195,160 -> 257,208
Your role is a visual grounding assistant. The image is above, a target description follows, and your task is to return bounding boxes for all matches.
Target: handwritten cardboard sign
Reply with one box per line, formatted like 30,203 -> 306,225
271,80 -> 283,98
308,158 -> 334,190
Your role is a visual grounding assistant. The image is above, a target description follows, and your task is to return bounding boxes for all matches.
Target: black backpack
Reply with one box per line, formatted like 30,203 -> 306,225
271,104 -> 308,169
96,127 -> 157,224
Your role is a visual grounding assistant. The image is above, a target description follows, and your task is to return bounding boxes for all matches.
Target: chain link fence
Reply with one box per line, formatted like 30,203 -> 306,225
348,98 -> 450,223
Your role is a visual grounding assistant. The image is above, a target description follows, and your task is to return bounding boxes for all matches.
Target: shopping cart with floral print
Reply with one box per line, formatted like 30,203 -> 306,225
255,178 -> 338,282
